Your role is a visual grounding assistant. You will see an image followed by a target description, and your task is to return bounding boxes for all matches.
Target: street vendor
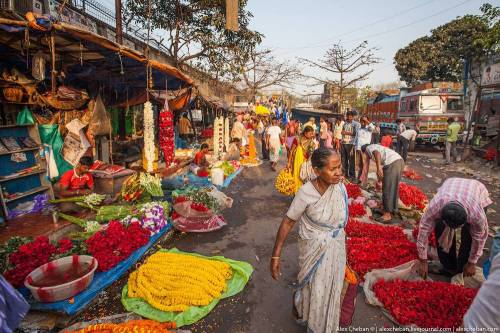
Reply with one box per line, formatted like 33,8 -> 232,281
56,156 -> 94,198
192,143 -> 210,176
417,178 -> 492,279
361,143 -> 404,222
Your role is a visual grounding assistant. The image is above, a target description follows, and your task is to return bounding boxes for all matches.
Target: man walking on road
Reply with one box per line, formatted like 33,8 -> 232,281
445,117 -> 461,165
398,128 -> 417,162
341,111 -> 359,179
319,117 -> 328,148
396,118 -> 406,153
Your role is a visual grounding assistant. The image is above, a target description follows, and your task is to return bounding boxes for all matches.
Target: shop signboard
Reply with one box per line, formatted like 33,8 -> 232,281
481,63 -> 500,87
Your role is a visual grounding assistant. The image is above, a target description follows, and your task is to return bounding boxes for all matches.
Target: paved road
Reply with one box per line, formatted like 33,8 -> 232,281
76,149 -> 499,333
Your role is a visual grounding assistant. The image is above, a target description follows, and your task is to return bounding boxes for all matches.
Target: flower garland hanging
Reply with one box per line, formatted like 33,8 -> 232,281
159,103 -> 174,167
213,116 -> 224,160
143,101 -> 155,172
373,279 -> 478,329
224,116 -> 230,152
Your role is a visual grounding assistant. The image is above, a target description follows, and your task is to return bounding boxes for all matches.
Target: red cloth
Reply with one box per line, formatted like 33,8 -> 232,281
381,135 -> 392,147
59,169 -> 93,191
194,151 -> 205,166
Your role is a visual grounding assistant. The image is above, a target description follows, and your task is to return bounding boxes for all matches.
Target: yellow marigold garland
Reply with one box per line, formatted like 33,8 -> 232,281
275,169 -> 295,196
66,319 -> 176,333
127,252 -> 233,312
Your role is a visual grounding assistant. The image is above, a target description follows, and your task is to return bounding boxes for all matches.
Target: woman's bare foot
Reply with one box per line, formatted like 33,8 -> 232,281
381,212 -> 392,222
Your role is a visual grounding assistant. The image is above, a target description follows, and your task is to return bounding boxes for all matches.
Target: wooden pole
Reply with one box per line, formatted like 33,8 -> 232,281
115,0 -> 123,44
50,33 -> 56,94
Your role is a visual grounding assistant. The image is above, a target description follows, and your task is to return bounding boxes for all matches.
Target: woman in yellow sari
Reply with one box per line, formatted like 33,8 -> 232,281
287,126 -> 317,192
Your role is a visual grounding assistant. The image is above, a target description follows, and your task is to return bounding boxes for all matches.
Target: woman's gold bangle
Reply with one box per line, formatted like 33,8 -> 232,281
271,257 -> 280,260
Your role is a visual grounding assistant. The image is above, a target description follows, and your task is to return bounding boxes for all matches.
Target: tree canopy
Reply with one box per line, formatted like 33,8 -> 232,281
124,0 -> 262,80
394,4 -> 499,85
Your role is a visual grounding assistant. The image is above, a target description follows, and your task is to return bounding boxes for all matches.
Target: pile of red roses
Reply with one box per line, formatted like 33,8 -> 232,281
190,202 -> 210,212
373,279 -> 478,329
3,237 -> 75,287
346,219 -> 407,241
345,183 -> 361,199
399,183 -> 428,210
403,168 -> 423,180
347,237 -> 417,280
86,221 -> 149,271
412,223 -> 437,247
348,203 -> 366,218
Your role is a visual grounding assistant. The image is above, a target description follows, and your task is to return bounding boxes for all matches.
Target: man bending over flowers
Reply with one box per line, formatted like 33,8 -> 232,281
417,178 -> 492,279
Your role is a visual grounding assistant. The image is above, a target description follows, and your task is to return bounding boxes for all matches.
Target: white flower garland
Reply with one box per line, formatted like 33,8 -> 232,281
224,117 -> 230,151
143,101 -> 155,172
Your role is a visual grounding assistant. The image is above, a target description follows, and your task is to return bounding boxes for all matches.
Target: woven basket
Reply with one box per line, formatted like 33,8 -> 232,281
3,87 -> 24,102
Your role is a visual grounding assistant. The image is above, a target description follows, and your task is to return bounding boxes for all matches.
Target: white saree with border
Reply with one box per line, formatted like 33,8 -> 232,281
286,181 -> 348,333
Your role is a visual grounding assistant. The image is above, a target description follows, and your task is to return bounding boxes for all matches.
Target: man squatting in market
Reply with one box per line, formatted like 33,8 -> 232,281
417,178 -> 492,278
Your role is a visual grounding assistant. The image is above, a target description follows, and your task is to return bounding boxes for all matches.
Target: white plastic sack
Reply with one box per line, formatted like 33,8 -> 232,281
208,186 -> 233,210
451,267 -> 485,289
363,260 -> 428,306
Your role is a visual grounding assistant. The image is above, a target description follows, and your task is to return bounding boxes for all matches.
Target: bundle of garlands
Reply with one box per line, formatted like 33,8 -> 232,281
127,251 -> 233,312
66,320 -> 176,333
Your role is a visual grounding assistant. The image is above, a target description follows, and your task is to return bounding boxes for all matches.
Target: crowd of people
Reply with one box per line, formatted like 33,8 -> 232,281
261,111 -> 496,332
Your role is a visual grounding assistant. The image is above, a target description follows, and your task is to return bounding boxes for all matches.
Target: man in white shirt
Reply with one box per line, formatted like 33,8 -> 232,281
319,117 -> 328,148
355,116 -> 375,183
398,128 -> 418,162
362,144 -> 404,222
303,117 -> 317,133
231,114 -> 247,146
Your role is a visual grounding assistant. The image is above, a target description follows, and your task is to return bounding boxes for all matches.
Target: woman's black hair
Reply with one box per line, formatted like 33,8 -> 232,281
302,126 -> 314,134
441,202 -> 467,229
361,144 -> 370,153
200,143 -> 209,150
79,156 -> 93,167
311,148 -> 334,169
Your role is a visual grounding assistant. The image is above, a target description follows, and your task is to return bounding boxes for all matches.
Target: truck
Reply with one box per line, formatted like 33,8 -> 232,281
365,82 -> 465,146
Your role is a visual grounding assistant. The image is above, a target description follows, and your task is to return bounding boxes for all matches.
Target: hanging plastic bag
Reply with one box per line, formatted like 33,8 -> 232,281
88,95 -> 111,136
16,106 -> 35,125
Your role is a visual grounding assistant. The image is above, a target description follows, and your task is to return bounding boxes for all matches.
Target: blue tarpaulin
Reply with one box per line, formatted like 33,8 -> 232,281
162,168 -> 243,190
19,225 -> 172,315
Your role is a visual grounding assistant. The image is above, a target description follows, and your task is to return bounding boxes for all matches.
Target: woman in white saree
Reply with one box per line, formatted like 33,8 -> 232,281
271,148 -> 348,333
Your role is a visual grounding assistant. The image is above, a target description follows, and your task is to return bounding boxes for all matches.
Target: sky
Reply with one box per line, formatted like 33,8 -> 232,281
99,0 -> 488,94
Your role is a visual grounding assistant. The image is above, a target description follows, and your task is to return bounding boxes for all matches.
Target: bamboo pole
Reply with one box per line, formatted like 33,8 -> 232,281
50,32 -> 56,94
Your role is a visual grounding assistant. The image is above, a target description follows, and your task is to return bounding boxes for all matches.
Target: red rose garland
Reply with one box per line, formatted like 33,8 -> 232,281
347,237 -> 417,280
159,109 -> 174,166
374,279 -> 477,329
345,183 -> 362,199
399,183 -> 428,210
86,221 -> 149,271
348,203 -> 366,218
346,219 -> 407,241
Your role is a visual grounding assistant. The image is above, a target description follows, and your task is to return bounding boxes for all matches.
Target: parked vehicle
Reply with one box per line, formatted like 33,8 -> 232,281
366,83 -> 466,146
